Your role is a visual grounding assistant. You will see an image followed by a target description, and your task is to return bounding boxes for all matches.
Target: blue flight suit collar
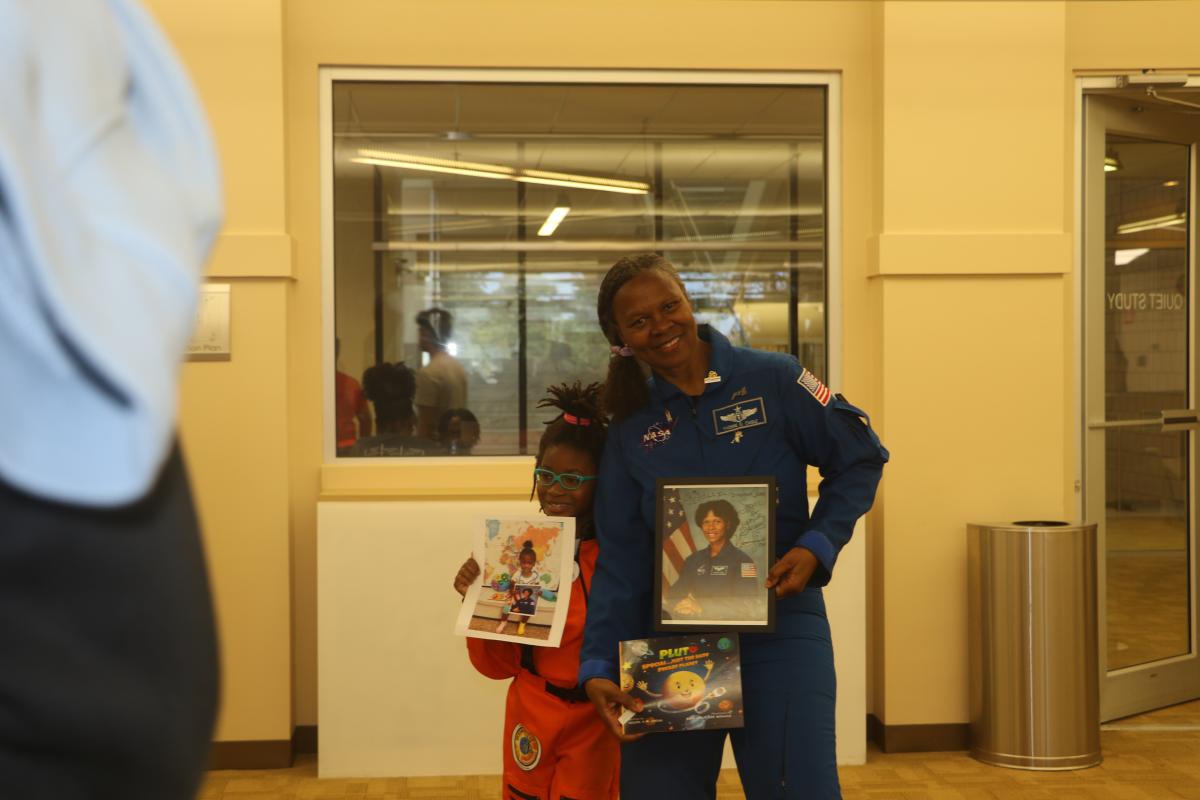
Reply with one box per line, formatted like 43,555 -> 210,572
647,324 -> 733,404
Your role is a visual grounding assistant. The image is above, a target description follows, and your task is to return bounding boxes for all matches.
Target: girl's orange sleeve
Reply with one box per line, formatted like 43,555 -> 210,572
466,637 -> 522,680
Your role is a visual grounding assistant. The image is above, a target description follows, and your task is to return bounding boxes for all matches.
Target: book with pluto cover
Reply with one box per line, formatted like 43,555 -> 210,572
618,632 -> 744,734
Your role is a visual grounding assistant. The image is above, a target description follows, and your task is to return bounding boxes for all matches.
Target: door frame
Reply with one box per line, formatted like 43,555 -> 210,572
1076,76 -> 1200,720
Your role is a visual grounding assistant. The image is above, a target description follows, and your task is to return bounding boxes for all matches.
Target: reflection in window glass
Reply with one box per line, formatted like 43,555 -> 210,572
332,80 -> 827,456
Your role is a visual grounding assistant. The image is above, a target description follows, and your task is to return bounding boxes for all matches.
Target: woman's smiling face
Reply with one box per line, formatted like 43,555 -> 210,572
610,271 -> 699,374
700,510 -> 728,547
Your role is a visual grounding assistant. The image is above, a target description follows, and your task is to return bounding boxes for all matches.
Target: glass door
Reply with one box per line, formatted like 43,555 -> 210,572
1084,93 -> 1200,721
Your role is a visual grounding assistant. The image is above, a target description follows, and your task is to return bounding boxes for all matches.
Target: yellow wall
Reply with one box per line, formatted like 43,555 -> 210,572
872,0 -> 1072,726
145,0 -> 294,743
145,0 -> 1200,749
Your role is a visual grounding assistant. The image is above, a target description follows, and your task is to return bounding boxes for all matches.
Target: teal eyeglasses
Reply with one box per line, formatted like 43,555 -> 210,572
533,468 -> 597,491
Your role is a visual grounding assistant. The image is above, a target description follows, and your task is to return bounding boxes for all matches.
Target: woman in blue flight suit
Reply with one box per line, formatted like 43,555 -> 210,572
579,254 -> 888,800
668,500 -> 760,622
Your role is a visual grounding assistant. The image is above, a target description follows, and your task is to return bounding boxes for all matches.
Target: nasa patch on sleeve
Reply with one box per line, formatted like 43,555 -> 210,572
797,368 -> 831,406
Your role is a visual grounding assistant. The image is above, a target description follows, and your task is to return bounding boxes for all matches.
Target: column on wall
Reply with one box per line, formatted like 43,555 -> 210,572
869,0 -> 1071,745
146,0 -> 296,765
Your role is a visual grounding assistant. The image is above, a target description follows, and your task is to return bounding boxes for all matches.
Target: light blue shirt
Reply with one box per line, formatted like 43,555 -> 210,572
0,0 -> 222,506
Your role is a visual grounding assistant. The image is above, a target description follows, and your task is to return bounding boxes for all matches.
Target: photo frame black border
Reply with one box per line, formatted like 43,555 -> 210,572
654,475 -> 776,633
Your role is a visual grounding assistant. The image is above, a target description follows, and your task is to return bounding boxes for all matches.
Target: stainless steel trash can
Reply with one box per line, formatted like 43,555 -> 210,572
966,521 -> 1100,770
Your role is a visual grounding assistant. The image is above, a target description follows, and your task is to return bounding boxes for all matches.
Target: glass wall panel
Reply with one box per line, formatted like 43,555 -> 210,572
1102,134 -> 1191,669
331,80 -> 827,456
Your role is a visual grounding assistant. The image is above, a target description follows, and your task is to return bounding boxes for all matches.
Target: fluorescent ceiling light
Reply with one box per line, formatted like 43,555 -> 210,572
352,148 -> 649,195
537,206 -> 571,237
353,156 -> 512,181
1104,148 -> 1123,173
519,168 -> 649,195
1113,248 -> 1150,266
1117,213 -> 1187,235
356,149 -> 513,175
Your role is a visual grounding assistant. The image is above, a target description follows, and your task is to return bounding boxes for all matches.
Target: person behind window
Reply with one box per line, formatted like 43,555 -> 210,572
437,407 -> 480,455
351,362 -> 441,457
414,307 -> 468,439
335,337 -> 372,454
0,1 -> 222,796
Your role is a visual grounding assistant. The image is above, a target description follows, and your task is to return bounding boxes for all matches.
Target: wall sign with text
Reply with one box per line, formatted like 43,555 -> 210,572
187,283 -> 231,361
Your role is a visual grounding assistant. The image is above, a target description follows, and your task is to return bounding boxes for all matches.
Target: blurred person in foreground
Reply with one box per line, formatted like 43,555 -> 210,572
0,1 -> 223,797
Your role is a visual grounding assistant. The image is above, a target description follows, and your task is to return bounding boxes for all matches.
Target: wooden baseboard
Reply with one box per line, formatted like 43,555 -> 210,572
293,724 -> 318,755
867,714 -> 969,753
208,739 -> 293,770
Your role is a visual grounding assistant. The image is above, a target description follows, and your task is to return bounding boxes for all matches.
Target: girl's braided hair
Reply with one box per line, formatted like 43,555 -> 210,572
532,381 -> 608,498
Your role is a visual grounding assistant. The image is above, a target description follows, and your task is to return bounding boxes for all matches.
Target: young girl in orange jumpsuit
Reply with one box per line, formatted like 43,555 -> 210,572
453,383 -> 621,800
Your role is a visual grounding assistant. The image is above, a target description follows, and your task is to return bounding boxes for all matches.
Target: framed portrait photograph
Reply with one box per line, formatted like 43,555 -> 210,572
655,476 -> 776,632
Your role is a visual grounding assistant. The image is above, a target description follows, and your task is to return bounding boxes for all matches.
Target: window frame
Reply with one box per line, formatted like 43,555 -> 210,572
319,67 -> 843,495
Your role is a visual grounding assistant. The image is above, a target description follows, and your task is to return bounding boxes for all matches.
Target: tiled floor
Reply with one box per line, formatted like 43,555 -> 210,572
199,701 -> 1200,799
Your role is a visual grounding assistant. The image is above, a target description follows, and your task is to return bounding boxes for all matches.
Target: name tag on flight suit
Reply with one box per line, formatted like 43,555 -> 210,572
712,397 -> 768,436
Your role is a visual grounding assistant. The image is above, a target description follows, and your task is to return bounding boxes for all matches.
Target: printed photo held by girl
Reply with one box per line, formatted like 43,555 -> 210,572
496,540 -> 542,634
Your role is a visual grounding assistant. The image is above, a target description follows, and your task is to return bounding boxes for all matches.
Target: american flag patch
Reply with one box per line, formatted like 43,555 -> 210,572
741,562 -> 758,578
797,368 -> 831,406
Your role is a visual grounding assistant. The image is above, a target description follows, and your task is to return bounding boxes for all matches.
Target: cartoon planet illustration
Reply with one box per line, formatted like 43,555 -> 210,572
661,670 -> 708,710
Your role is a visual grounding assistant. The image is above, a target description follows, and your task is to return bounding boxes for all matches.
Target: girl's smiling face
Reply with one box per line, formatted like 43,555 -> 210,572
537,444 -> 598,519
518,551 -> 537,574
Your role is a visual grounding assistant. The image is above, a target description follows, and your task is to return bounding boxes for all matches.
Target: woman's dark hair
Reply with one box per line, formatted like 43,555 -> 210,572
533,381 -> 608,499
596,253 -> 690,421
361,362 -> 416,431
694,499 -> 740,539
